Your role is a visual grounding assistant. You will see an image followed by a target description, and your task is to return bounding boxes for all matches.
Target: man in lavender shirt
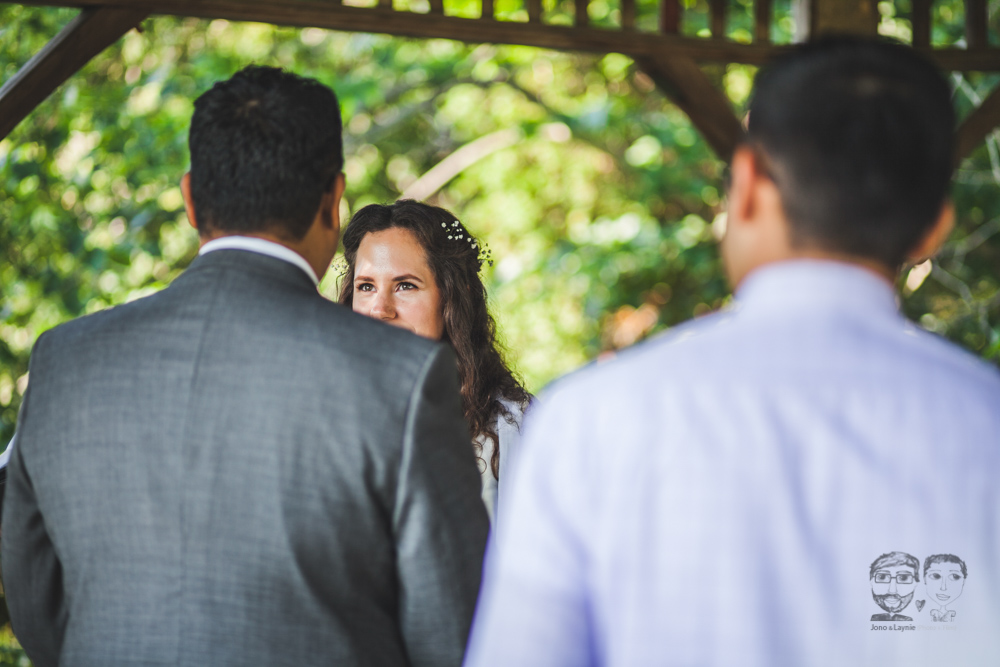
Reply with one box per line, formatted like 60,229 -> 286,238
466,38 -> 1000,666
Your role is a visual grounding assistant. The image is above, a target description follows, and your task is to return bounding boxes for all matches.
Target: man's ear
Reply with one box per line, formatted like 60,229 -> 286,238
328,172 -> 346,233
727,145 -> 758,229
317,172 -> 346,237
907,200 -> 955,264
181,173 -> 199,232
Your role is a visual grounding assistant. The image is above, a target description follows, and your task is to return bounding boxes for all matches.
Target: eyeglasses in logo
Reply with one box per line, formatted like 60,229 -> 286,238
872,572 -> 916,585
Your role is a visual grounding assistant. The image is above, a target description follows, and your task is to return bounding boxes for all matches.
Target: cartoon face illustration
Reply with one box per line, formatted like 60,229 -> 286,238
870,552 -> 919,620
923,554 -> 967,621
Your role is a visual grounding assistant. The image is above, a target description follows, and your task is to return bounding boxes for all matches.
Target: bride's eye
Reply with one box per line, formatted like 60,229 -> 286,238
396,282 -> 417,291
356,282 -> 374,292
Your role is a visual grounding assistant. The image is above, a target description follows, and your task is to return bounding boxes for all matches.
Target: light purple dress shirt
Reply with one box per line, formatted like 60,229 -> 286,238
466,260 -> 1000,667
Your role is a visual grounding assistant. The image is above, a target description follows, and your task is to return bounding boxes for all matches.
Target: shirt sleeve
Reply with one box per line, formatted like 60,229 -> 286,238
465,388 -> 597,667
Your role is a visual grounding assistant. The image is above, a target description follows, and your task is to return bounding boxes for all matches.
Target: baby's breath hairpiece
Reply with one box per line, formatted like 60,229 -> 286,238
443,219 -> 493,269
331,254 -> 350,277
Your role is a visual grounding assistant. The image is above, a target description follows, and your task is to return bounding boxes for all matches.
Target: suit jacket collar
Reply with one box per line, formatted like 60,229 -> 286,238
199,236 -> 320,285
184,248 -> 320,294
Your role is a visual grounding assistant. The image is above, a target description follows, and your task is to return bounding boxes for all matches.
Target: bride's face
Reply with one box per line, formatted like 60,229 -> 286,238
351,227 -> 445,341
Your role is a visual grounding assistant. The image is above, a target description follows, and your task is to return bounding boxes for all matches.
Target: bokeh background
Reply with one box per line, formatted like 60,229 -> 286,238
1,1 -> 999,659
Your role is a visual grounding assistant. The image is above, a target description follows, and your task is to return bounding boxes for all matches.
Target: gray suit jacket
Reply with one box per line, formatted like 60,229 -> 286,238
1,249 -> 489,666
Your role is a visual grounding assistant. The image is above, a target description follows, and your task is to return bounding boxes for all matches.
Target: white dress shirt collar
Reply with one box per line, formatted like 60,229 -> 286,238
198,236 -> 319,286
735,259 -> 899,318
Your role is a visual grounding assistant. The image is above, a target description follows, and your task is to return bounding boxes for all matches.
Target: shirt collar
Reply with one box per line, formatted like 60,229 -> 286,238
734,259 -> 900,318
198,236 -> 319,286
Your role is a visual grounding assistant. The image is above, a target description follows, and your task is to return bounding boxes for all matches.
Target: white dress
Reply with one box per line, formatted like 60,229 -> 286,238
476,399 -> 525,529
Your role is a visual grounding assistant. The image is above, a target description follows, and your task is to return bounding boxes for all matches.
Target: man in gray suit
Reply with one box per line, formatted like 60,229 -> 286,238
2,66 -> 488,666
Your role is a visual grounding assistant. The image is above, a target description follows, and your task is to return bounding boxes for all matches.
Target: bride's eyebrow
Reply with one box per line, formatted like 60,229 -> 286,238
394,274 -> 424,283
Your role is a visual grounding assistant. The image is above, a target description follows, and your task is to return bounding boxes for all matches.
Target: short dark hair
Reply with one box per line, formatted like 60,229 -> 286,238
188,65 -> 343,240
924,554 -> 967,578
746,37 -> 955,268
339,201 -> 530,479
870,551 -> 920,581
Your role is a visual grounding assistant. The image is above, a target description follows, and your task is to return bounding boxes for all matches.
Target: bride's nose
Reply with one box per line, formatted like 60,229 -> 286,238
370,292 -> 395,320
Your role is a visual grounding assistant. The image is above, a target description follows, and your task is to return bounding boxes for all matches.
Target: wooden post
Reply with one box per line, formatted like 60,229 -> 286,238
528,0 -> 542,22
965,0 -> 987,50
660,0 -> 681,33
430,0 -> 444,13
807,0 -> 878,37
575,0 -> 588,26
379,0 -> 392,10
0,7 -> 149,142
911,0 -> 931,48
621,0 -> 636,29
710,0 -> 726,37
754,0 -> 772,43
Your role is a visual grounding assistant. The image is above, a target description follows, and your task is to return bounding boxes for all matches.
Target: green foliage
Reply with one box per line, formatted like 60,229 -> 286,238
1,6 -> 999,445
1,4 -> 999,662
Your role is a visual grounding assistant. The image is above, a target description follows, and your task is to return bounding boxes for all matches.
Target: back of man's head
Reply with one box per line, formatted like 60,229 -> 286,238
746,37 -> 954,268
188,65 -> 343,240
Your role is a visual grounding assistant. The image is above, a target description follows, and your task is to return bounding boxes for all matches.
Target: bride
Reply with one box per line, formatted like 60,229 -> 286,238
339,200 -> 530,527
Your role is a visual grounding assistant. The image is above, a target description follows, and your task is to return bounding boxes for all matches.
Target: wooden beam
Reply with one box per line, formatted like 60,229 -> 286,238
965,0 -> 987,50
955,84 -> 1000,163
660,0 -> 681,33
11,1 -> 1000,71
911,0 -> 930,49
0,7 -> 148,141
933,48 -> 1000,72
17,0 -> 784,64
754,0 -> 772,43
637,53 -> 743,160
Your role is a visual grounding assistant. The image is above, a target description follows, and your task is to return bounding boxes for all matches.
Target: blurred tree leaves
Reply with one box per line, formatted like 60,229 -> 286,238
1,2 -> 999,461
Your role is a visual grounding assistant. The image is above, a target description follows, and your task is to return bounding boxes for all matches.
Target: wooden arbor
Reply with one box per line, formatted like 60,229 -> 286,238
2,0 -> 1000,161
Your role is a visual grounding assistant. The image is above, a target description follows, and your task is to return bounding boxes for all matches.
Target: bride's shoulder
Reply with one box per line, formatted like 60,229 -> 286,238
495,396 -> 528,431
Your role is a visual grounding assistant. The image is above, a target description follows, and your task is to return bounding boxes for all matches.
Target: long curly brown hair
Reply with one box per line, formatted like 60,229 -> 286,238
338,200 -> 530,479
